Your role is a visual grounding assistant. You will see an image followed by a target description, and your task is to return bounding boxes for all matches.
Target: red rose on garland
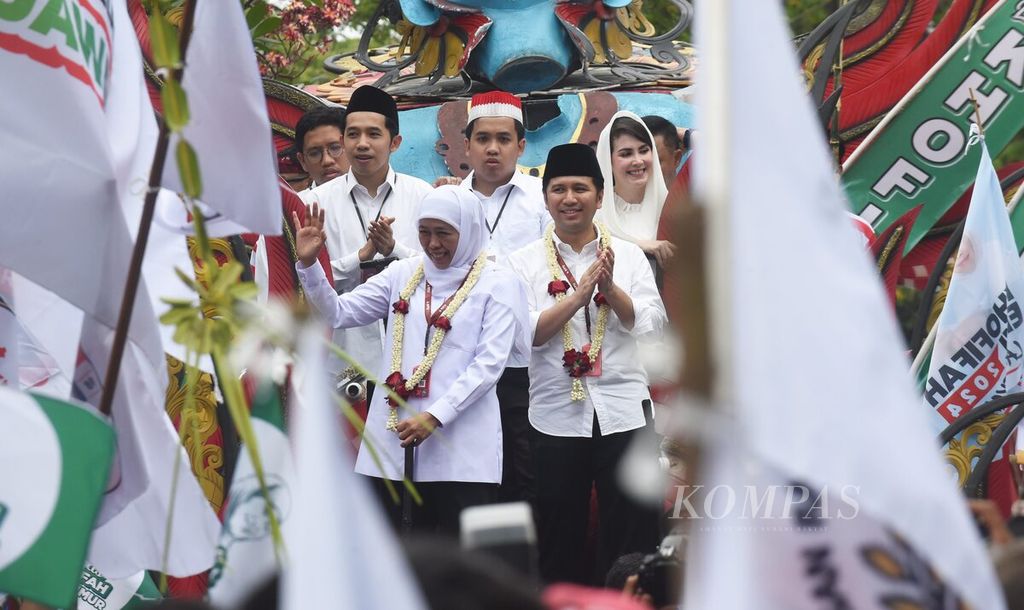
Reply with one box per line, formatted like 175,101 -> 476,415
593,292 -> 608,307
433,316 -> 452,331
562,349 -> 592,378
548,280 -> 571,296
384,371 -> 412,406
392,299 -> 410,315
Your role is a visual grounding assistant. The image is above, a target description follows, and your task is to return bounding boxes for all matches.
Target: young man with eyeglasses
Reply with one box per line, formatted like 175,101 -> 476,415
295,106 -> 349,189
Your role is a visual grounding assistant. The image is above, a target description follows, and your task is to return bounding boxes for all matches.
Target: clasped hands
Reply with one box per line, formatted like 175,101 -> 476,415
359,216 -> 397,261
574,247 -> 616,306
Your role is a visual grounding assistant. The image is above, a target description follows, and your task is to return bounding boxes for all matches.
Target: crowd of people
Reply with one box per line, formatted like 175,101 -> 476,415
273,84 -> 690,599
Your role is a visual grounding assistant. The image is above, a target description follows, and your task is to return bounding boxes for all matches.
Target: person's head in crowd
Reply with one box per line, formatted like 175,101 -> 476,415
605,552 -> 646,590
464,91 -> 527,196
641,115 -> 683,187
542,143 -> 605,241
597,113 -> 665,206
418,185 -> 489,274
295,106 -> 348,186
995,539 -> 1024,610
592,111 -> 670,249
404,535 -> 547,610
343,85 -> 401,187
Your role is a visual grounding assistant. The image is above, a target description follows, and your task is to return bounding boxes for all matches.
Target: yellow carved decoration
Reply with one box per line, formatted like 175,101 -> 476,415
165,355 -> 225,513
585,18 -> 631,64
186,236 -> 236,318
395,19 -> 464,78
617,0 -> 656,37
945,412 -> 1006,487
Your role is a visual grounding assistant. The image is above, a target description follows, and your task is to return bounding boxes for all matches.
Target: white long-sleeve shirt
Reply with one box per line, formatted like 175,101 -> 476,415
297,257 -> 519,483
459,170 -> 549,261
300,167 -> 431,375
459,170 -> 549,367
507,229 -> 667,437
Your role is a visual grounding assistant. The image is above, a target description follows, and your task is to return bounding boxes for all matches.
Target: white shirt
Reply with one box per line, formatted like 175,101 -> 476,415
461,170 -> 549,367
300,167 -> 432,374
459,170 -> 550,261
297,257 -> 520,483
507,229 -> 667,437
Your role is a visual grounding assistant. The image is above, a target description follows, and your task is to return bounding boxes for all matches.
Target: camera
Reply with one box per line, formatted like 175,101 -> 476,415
336,368 -> 367,403
636,533 -> 685,608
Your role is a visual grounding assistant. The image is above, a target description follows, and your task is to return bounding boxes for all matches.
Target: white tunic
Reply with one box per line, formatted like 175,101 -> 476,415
507,230 -> 667,437
300,167 -> 432,376
297,257 -> 519,483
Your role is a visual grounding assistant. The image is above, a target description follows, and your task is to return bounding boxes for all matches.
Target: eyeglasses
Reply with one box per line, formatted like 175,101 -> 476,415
303,142 -> 344,162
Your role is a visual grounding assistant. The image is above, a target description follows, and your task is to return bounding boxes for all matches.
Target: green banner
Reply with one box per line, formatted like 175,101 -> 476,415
842,0 -> 1024,251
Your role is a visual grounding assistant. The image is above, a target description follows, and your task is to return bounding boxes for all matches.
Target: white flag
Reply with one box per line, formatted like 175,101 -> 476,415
162,0 -> 280,236
0,0 -> 159,355
684,0 -> 1004,608
92,0 -> 220,577
207,384 -> 294,608
922,138 -> 1024,433
282,330 -> 426,609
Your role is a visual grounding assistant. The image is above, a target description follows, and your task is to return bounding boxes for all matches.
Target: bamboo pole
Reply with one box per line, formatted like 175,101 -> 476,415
98,0 -> 199,416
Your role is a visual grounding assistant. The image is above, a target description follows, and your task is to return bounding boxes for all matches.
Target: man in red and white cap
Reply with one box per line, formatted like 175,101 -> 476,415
459,91 -> 550,507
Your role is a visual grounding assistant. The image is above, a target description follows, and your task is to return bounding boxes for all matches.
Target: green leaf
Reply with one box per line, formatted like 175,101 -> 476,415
176,139 -> 203,199
161,78 -> 190,132
251,15 -> 282,39
306,0 -> 323,7
245,1 -> 268,29
148,10 -> 180,69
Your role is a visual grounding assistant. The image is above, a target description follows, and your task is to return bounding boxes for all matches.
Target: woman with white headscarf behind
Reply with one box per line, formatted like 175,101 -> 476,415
595,111 -> 676,271
292,185 -> 531,535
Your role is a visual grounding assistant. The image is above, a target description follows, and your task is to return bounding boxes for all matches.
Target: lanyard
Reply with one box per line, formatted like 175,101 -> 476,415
553,244 -> 592,337
421,273 -> 471,353
350,185 -> 393,240
484,187 -> 514,236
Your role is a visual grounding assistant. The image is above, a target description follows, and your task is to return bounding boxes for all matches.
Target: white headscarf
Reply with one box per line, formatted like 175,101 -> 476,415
417,185 -> 532,359
417,185 -> 490,289
595,110 -> 669,243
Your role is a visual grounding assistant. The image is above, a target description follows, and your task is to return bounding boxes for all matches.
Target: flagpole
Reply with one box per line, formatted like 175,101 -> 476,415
98,0 -> 199,417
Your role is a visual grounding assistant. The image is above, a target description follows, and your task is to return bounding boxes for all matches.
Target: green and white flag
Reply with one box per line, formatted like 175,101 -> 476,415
842,0 -> 1024,250
74,565 -> 160,610
207,384 -> 293,608
0,388 -> 114,608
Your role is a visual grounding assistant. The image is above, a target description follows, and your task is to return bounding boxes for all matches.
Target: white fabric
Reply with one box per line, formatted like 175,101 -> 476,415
417,185 -> 490,286
459,170 -> 550,261
924,139 -> 1024,434
282,331 -> 426,610
594,111 -> 668,243
163,0 -> 280,235
506,230 -> 666,437
684,0 -> 1004,607
467,101 -> 524,124
297,255 -> 525,483
301,167 -> 431,376
460,170 -> 549,367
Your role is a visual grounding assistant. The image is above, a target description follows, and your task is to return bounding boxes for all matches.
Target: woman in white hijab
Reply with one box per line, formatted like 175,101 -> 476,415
595,110 -> 677,269
292,185 -> 531,535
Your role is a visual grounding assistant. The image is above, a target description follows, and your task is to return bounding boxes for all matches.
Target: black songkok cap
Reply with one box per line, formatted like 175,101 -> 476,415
543,143 -> 604,190
346,85 -> 399,133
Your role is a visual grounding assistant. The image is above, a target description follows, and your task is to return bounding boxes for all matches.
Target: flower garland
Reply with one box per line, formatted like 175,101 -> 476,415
545,223 -> 611,401
383,252 -> 489,431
